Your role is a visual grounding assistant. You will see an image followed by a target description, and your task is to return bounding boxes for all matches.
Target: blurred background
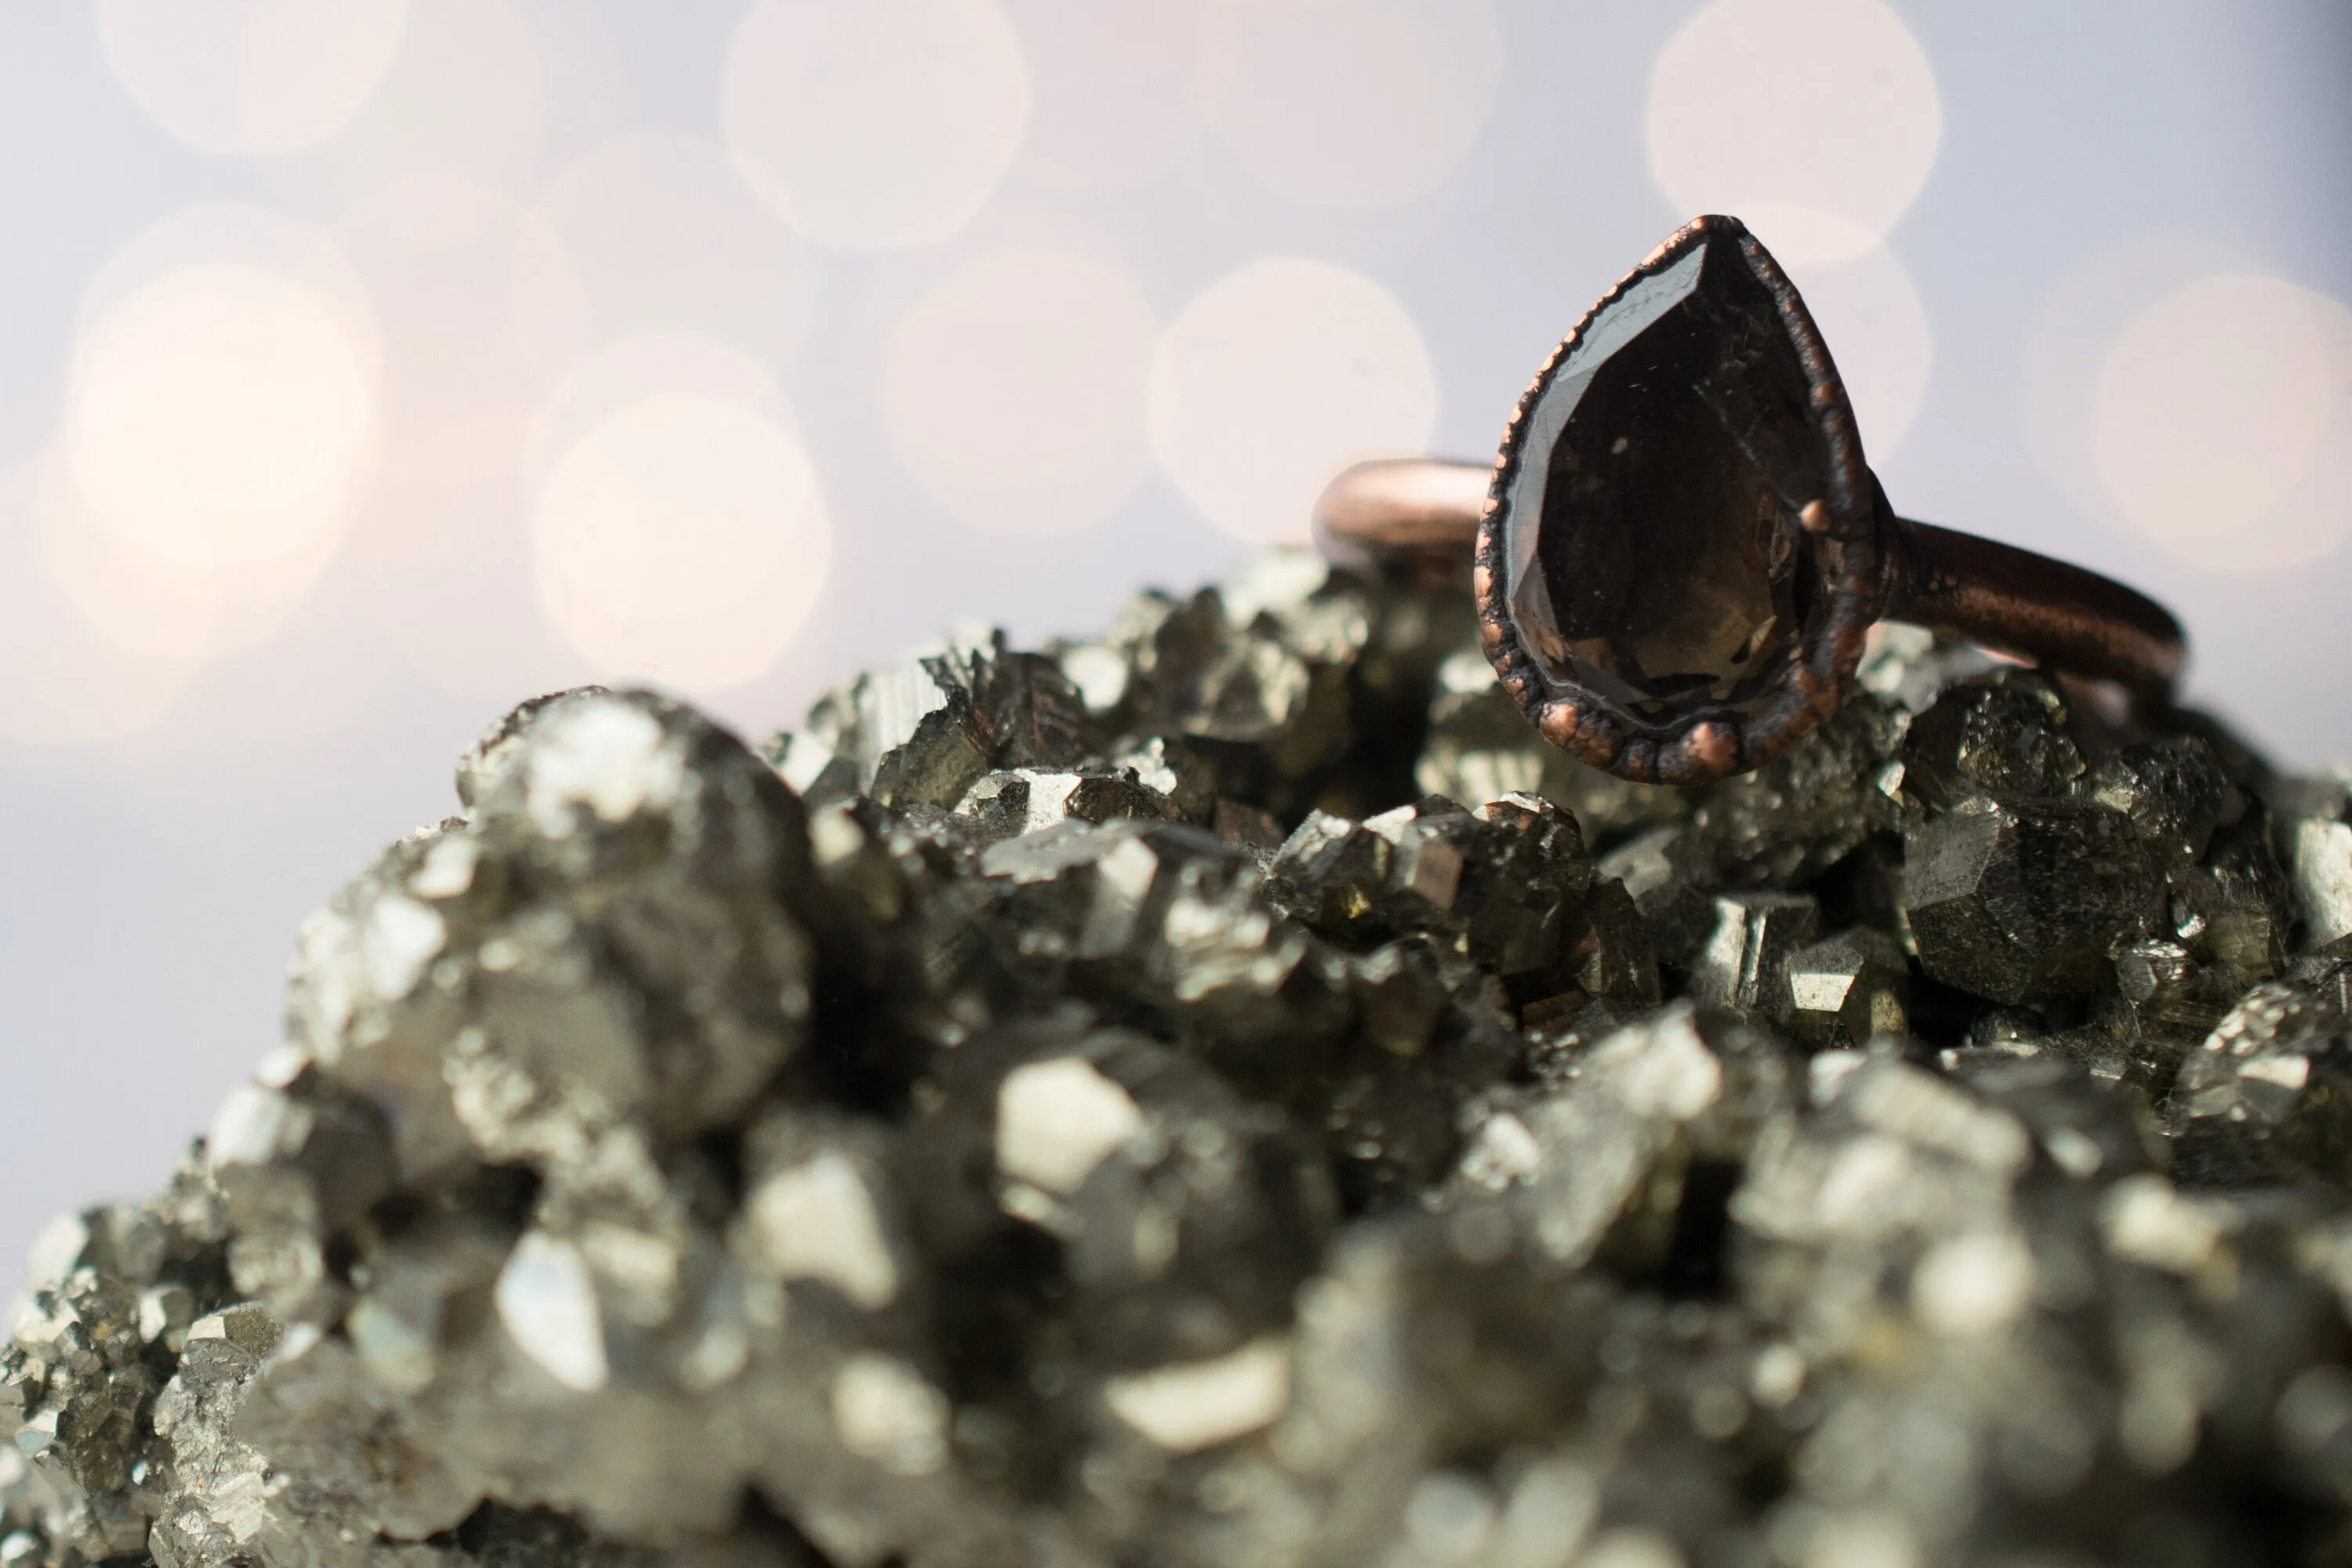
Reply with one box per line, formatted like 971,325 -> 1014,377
0,0 -> 2347,1263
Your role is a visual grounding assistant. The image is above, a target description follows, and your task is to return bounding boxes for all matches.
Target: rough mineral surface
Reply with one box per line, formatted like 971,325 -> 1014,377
7,554 -> 2352,1567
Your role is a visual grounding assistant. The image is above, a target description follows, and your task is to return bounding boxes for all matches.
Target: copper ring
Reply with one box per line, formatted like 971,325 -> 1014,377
1312,215 -> 2186,786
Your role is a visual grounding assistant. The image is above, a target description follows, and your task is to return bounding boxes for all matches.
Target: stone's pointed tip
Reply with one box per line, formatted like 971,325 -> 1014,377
1649,213 -> 1750,269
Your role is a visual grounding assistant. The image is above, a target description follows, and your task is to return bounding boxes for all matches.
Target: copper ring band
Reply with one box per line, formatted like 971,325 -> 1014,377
1314,456 -> 2187,699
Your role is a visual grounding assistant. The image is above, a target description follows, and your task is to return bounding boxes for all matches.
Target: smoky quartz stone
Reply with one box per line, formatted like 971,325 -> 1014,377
1506,228 -> 1834,717
1483,216 -> 1882,784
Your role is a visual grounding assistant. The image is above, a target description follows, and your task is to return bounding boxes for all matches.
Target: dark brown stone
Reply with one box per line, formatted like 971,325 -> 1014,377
1503,227 -> 1844,724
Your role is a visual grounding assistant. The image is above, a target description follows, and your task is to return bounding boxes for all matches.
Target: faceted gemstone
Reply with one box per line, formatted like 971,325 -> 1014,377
1504,227 -> 1842,721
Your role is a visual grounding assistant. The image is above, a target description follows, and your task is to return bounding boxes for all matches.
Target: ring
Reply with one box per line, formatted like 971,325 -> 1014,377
1313,214 -> 2186,786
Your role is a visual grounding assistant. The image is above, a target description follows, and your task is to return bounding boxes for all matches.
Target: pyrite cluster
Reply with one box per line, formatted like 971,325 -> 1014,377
9,550 -> 2352,1568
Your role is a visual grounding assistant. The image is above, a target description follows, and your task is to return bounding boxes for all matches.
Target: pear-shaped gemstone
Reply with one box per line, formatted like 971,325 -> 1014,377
1501,226 -> 1845,723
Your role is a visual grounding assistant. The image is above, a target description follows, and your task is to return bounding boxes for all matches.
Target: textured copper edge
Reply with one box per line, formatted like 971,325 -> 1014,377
1472,214 -> 1891,786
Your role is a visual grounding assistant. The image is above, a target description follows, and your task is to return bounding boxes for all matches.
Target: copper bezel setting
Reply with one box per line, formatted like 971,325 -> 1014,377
1472,215 -> 1891,786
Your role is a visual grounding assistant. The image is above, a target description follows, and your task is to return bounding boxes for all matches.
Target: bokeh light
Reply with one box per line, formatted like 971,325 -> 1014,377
2092,274 -> 2352,570
885,246 -> 1158,537
64,261 -> 377,575
1149,256 -> 1437,544
521,336 -> 789,492
1199,0 -> 1501,209
528,340 -> 833,691
1646,0 -> 1942,263
37,458 -> 341,662
724,0 -> 1030,251
265,0 -> 548,201
1000,0 -> 1203,196
512,132 -> 819,368
332,180 -> 586,704
28,208 -> 379,670
2016,237 -> 2249,523
2,205 -> 409,800
338,179 -> 572,489
1784,241 -> 1933,459
96,0 -> 409,158
0,463 -> 202,746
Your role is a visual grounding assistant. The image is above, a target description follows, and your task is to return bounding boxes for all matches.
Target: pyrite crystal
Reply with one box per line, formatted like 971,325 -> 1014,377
9,552 -> 2352,1568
